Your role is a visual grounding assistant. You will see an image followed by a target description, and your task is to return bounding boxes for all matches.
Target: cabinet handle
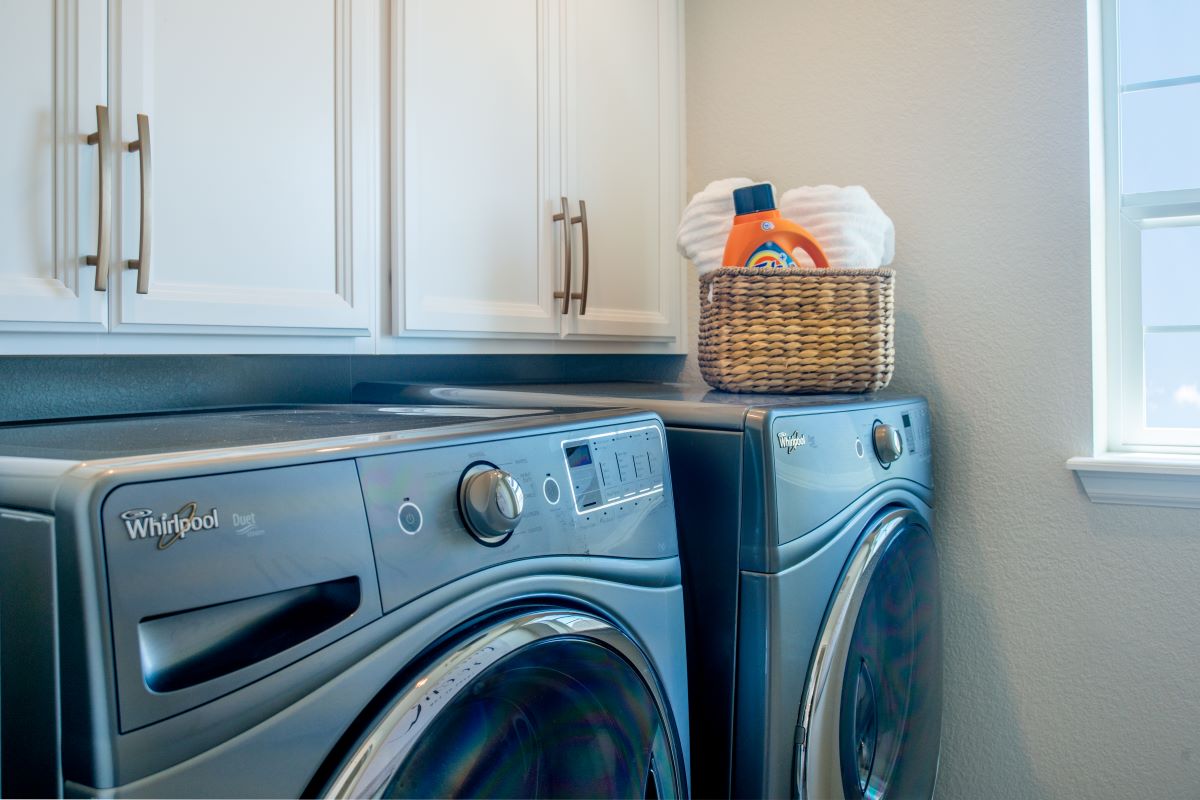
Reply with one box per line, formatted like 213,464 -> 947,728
84,105 -> 111,292
569,199 -> 589,315
125,113 -> 151,294
552,196 -> 572,314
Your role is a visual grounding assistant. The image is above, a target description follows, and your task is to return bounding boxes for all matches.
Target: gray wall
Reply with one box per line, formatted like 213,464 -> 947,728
686,1 -> 1200,797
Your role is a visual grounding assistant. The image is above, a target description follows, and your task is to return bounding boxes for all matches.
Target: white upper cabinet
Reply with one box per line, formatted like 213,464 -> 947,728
560,0 -> 681,340
399,0 -> 560,336
1,0 -> 681,353
394,0 -> 684,350
110,0 -> 379,336
0,0 -> 108,332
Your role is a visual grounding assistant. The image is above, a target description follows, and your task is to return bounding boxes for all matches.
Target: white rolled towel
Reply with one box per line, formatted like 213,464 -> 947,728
675,177 -> 757,275
778,185 -> 894,269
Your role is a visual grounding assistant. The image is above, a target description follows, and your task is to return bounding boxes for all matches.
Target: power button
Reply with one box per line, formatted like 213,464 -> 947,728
397,502 -> 423,535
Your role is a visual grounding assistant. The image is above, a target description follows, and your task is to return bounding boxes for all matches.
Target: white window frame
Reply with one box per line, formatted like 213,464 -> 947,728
1069,0 -> 1200,506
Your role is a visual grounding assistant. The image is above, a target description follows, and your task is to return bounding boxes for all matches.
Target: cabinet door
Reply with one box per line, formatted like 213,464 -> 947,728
110,0 -> 377,335
561,0 -> 681,340
0,0 -> 108,334
398,0 -> 561,336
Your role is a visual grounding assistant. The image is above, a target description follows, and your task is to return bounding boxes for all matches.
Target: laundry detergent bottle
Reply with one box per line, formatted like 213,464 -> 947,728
721,183 -> 830,269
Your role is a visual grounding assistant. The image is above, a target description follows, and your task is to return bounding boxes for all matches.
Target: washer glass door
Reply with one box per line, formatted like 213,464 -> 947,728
796,508 -> 942,800
324,611 -> 684,799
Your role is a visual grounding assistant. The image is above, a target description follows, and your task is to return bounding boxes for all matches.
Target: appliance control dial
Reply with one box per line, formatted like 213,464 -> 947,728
458,465 -> 524,546
872,422 -> 903,466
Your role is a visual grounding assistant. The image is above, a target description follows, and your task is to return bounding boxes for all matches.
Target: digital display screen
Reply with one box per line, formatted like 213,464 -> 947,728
565,444 -> 593,469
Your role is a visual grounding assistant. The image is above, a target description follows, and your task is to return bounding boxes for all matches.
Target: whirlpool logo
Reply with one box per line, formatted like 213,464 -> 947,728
120,502 -> 219,550
777,431 -> 814,454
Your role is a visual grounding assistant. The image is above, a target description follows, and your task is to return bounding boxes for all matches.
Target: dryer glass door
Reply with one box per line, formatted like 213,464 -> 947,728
796,508 -> 942,800
323,611 -> 685,799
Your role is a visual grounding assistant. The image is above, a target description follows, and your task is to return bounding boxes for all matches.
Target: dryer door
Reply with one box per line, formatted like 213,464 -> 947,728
323,610 -> 685,799
795,508 -> 942,800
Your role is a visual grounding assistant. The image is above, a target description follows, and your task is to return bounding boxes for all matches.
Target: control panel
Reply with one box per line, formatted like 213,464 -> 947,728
768,400 -> 932,546
562,426 -> 665,514
357,418 -> 676,613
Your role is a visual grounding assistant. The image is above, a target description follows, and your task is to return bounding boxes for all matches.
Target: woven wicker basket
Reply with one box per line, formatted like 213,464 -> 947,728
698,267 -> 895,394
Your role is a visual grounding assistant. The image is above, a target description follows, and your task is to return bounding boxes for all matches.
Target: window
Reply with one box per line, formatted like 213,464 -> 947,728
1096,0 -> 1200,452
1071,0 -> 1200,506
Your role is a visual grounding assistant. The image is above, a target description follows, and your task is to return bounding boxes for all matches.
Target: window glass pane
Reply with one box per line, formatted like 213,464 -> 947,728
1118,0 -> 1200,85
1141,225 -> 1200,326
1145,331 -> 1200,428
1120,82 -> 1200,194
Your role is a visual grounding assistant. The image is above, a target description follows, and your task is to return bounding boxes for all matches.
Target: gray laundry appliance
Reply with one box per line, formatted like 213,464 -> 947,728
0,404 -> 690,798
355,382 -> 942,800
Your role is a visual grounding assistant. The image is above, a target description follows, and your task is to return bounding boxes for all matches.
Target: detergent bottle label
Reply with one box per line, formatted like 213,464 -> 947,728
744,241 -> 798,269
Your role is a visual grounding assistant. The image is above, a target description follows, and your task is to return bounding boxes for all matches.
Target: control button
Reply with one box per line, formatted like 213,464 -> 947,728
397,502 -> 423,535
543,477 -> 561,505
872,422 -> 903,466
458,465 -> 525,546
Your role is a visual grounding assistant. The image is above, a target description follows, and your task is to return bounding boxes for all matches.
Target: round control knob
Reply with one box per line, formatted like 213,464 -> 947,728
872,422 -> 904,466
458,465 -> 525,546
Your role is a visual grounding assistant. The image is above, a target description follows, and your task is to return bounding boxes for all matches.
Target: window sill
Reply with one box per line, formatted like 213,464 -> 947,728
1067,454 -> 1200,508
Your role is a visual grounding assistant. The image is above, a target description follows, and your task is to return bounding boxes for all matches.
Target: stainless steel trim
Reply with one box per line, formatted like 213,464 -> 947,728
125,113 -> 151,294
794,508 -> 916,800
323,610 -> 684,799
570,199 -> 589,314
552,196 -> 572,314
84,105 -> 111,291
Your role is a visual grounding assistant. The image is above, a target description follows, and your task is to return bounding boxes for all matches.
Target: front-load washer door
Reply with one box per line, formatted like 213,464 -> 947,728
323,610 -> 685,799
795,508 -> 942,800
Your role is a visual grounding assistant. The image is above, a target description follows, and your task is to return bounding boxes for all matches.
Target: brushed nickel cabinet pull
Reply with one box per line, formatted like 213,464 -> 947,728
125,113 -> 151,294
84,105 -> 111,291
570,199 -> 589,315
552,196 -> 572,314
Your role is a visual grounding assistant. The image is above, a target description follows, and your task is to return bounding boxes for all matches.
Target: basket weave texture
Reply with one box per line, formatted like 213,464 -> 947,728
698,267 -> 895,394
